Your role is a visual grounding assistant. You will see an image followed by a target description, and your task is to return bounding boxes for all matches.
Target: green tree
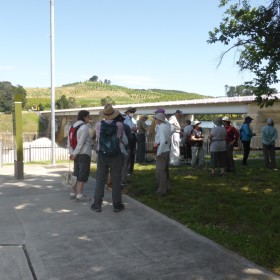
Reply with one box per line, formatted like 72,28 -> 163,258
56,95 -> 69,109
0,81 -> 27,112
100,96 -> 115,106
208,0 -> 280,107
56,95 -> 77,109
225,84 -> 259,97
89,75 -> 98,82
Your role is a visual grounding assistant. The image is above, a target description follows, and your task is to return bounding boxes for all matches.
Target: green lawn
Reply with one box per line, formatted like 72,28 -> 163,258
90,157 -> 280,275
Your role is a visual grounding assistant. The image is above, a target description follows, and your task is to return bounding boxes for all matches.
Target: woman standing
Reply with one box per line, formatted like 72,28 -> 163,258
240,116 -> 256,166
208,117 -> 227,176
262,118 -> 278,170
222,116 -> 239,173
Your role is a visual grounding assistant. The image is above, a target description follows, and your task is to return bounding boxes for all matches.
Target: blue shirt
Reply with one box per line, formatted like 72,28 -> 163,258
262,125 -> 278,146
240,123 -> 255,141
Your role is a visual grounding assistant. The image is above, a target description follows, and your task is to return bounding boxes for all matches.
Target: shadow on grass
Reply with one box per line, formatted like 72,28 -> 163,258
123,159 -> 280,275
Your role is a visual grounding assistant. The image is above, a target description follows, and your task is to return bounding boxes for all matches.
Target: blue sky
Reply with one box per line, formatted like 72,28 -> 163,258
0,0 -> 267,97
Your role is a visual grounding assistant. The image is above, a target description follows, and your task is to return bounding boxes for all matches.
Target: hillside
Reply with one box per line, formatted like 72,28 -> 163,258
25,82 -> 207,109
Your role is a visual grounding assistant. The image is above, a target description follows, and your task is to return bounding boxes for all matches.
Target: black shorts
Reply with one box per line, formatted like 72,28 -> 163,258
73,154 -> 91,182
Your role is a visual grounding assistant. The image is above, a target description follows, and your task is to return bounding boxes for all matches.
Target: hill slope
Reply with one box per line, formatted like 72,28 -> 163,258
25,82 -> 208,109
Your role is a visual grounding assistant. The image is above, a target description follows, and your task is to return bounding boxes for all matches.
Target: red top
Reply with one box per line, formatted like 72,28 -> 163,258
225,125 -> 239,144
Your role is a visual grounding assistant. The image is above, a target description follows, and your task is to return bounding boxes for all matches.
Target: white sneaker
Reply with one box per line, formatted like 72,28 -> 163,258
75,195 -> 91,202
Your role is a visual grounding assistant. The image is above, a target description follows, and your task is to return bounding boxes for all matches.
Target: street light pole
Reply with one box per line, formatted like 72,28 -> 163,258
50,0 -> 56,165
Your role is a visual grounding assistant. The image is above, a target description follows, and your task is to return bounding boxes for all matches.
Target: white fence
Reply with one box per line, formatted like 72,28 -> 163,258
0,143 -> 69,165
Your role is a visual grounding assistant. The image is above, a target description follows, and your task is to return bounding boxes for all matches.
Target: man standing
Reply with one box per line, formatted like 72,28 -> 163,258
154,113 -> 171,197
136,114 -> 148,164
68,110 -> 93,202
124,107 -> 138,175
222,116 -> 239,172
183,119 -> 193,164
91,104 -> 124,212
169,110 -> 183,166
240,116 -> 256,166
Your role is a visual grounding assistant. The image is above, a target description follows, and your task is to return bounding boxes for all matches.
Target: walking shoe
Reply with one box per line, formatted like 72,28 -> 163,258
90,203 -> 102,212
75,195 -> 91,202
113,203 -> 125,212
69,193 -> 76,200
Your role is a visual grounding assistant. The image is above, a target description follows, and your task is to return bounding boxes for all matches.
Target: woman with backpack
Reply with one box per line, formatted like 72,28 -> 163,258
68,110 -> 93,202
240,116 -> 256,166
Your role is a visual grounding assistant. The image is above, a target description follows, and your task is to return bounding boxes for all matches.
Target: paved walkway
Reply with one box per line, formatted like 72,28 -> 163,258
0,164 -> 279,280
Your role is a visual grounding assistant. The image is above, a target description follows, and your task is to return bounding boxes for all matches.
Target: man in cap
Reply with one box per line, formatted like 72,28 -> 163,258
240,116 -> 256,166
222,116 -> 239,172
169,110 -> 183,166
136,114 -> 148,163
124,107 -> 138,175
262,118 -> 278,170
153,113 -> 171,196
91,104 -> 125,213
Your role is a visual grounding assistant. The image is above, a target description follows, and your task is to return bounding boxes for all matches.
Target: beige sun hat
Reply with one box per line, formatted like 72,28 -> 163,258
222,116 -> 230,122
99,104 -> 120,120
153,113 -> 166,123
192,120 -> 201,126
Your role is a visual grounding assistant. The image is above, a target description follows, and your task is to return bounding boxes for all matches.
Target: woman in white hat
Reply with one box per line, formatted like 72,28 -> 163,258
190,120 -> 205,168
208,117 -> 227,176
153,113 -> 171,196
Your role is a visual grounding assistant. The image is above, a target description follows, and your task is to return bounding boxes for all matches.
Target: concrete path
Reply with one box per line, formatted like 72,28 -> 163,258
0,164 -> 279,280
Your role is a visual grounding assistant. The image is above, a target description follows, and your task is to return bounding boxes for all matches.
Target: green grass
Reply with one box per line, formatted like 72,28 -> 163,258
90,158 -> 280,275
0,112 -> 44,133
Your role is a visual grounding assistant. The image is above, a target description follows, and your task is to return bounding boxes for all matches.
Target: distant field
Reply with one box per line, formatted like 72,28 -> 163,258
25,82 -> 207,110
0,112 -> 44,133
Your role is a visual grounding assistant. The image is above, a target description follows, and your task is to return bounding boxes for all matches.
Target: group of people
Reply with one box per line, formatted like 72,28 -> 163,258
67,105 -> 278,210
67,105 -> 150,212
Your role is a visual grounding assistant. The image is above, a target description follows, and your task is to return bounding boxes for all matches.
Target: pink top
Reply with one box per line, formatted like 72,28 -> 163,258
95,120 -> 123,151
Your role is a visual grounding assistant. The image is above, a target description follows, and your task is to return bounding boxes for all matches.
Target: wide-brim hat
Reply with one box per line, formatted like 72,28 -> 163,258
99,104 -> 120,120
153,113 -> 166,123
175,110 -> 183,115
245,116 -> 253,122
124,106 -> 137,114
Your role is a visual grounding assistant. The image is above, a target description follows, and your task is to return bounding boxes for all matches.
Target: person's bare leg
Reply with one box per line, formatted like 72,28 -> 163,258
77,181 -> 85,194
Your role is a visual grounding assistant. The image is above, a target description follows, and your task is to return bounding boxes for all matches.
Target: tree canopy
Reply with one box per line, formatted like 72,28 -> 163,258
0,81 -> 27,112
225,84 -> 258,97
208,0 -> 280,107
55,95 -> 76,109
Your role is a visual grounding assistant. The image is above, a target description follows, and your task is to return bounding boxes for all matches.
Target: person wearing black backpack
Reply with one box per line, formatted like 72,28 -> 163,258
91,104 -> 125,213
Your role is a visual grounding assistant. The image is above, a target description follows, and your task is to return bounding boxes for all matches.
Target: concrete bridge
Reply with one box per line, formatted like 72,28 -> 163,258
40,94 -> 280,148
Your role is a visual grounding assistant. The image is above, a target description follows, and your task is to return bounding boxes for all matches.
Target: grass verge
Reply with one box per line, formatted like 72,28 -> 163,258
90,158 -> 280,275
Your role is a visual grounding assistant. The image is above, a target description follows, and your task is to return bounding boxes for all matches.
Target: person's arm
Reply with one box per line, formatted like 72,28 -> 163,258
231,126 -> 240,145
157,125 -> 166,156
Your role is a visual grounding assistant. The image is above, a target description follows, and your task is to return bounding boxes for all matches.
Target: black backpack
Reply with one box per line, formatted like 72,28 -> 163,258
99,120 -> 120,156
